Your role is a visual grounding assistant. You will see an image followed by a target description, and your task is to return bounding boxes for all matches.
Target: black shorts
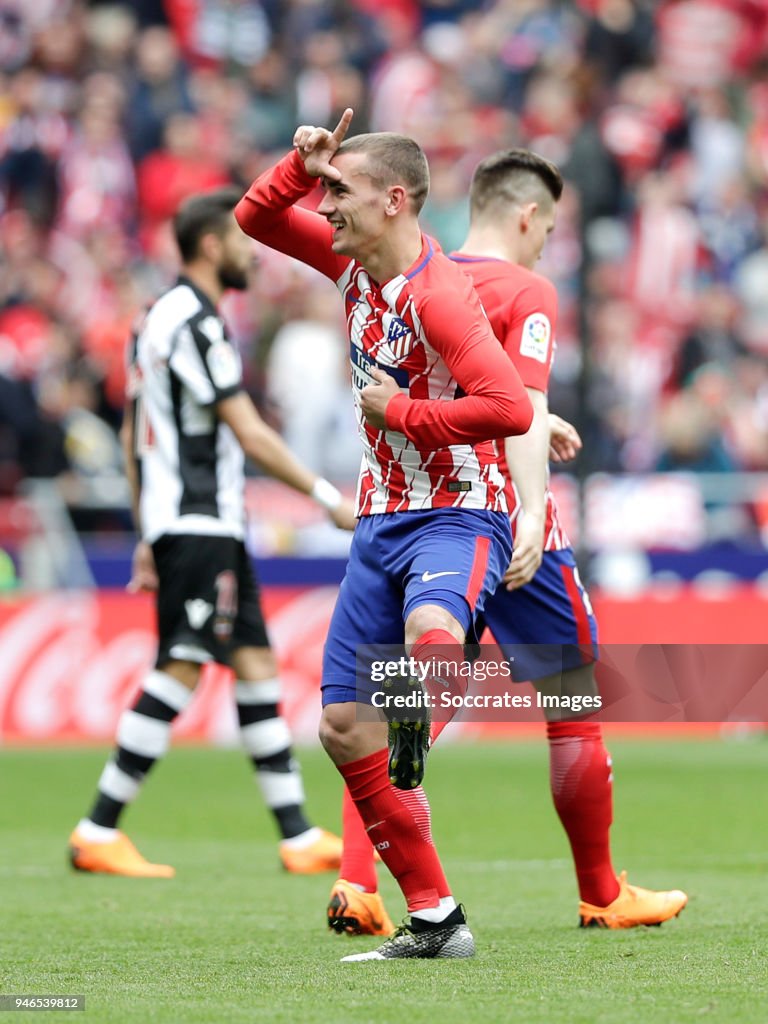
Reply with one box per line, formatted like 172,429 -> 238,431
151,534 -> 270,668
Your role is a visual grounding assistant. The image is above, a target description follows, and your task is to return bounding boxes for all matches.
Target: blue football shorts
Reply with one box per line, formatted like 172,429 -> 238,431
322,508 -> 511,705
479,547 -> 599,682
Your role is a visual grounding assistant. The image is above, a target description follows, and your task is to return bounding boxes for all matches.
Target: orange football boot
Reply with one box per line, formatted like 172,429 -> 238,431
579,871 -> 688,928
327,879 -> 395,936
68,829 -> 175,879
279,829 -> 343,874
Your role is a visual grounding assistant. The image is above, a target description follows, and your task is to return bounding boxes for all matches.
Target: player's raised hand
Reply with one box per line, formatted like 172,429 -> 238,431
360,367 -> 401,430
548,413 -> 582,463
127,540 -> 159,593
293,108 -> 354,181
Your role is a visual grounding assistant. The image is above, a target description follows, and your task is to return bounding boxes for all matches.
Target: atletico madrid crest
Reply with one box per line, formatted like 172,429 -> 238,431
385,315 -> 411,358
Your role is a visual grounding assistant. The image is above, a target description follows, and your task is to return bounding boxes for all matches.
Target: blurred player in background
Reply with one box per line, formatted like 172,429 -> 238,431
236,111 -> 533,959
69,187 -> 356,879
332,149 -> 688,935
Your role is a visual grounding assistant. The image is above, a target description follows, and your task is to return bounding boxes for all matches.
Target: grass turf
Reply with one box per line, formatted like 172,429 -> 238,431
0,738 -> 766,1023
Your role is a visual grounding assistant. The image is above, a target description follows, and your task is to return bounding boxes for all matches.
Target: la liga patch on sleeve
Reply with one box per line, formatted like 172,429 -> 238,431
519,313 -> 551,363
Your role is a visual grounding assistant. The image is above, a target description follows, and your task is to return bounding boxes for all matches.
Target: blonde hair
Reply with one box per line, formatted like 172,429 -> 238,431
337,133 -> 430,214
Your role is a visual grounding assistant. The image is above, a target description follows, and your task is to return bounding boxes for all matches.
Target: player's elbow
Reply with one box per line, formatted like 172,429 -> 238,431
233,196 -> 251,234
502,390 -> 534,436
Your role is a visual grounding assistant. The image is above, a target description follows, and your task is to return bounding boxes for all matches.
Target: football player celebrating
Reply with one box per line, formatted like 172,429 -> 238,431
236,112 -> 534,959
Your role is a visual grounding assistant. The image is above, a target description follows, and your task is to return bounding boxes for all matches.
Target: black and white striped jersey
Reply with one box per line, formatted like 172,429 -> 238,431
127,276 -> 246,543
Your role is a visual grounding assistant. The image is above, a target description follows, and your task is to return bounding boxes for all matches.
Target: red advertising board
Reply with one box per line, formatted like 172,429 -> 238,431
0,587 -> 338,744
1,585 -> 765,743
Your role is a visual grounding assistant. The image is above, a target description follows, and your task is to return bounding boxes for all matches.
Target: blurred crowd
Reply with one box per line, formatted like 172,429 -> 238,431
2,0 -> 768,507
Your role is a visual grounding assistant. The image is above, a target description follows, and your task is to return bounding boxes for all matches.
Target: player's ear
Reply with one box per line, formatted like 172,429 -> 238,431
385,185 -> 408,217
519,201 -> 538,233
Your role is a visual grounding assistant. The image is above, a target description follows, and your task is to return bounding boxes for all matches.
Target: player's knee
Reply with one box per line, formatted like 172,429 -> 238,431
404,604 -> 464,648
319,704 -> 355,763
319,704 -> 384,765
231,645 -> 278,681
158,659 -> 201,691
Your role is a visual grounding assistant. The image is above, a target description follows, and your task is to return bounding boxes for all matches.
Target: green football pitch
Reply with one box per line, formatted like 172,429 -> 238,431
1,738 -> 766,1023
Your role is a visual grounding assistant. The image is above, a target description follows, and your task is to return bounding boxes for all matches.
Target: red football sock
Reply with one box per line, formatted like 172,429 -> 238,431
411,627 -> 463,664
547,720 -> 620,907
339,748 -> 450,911
430,719 -> 448,744
412,627 -> 466,724
340,785 -> 377,893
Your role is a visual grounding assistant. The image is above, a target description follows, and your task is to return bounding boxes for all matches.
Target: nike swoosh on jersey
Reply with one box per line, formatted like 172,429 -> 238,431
421,570 -> 462,582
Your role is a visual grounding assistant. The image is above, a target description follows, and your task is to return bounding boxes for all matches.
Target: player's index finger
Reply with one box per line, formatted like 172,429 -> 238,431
320,163 -> 342,182
331,108 -> 354,142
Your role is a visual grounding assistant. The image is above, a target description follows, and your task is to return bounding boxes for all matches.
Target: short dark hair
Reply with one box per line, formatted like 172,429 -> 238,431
173,186 -> 243,262
469,149 -> 563,219
337,133 -> 430,214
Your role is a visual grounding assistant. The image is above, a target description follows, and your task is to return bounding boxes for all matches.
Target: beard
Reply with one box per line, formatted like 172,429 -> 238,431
218,263 -> 249,291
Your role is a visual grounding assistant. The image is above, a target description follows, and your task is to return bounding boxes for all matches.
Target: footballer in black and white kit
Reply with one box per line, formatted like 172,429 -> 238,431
128,275 -> 268,666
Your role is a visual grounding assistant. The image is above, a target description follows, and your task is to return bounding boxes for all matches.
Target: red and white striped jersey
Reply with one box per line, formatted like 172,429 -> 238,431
449,254 -> 570,551
236,151 -> 532,516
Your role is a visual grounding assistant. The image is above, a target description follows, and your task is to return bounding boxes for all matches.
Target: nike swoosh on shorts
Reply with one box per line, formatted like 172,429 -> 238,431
421,571 -> 461,582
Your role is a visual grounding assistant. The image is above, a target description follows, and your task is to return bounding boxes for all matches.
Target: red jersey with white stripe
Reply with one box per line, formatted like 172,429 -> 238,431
235,151 -> 532,516
449,254 -> 570,551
